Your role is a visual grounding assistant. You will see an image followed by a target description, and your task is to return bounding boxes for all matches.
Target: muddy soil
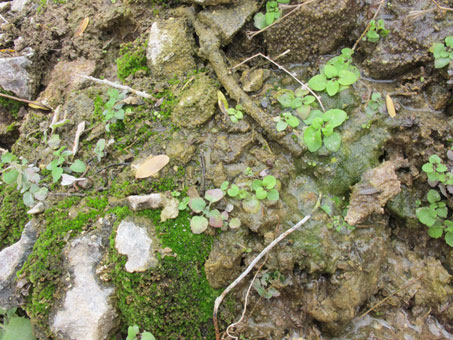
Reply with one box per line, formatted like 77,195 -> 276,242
0,0 -> 452,340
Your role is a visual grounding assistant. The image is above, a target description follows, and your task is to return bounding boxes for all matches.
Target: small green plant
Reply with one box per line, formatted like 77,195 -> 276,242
227,104 -> 244,123
365,92 -> 384,116
0,308 -> 36,340
253,0 -> 290,29
222,175 -> 279,201
431,36 -> 453,69
277,88 -> 316,120
416,189 -> 452,246
103,89 -> 131,132
302,109 -> 348,152
273,112 -> 300,132
0,153 -> 48,207
94,138 -> 106,162
364,19 -> 389,43
252,271 -> 283,299
308,48 -> 360,96
126,325 -> 155,340
46,146 -> 86,183
422,154 -> 450,183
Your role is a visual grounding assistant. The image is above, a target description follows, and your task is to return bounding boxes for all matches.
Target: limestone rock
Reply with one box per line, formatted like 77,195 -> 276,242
115,218 -> 160,273
51,230 -> 117,340
146,17 -> 196,79
0,56 -> 32,99
11,0 -> 29,12
345,161 -> 401,226
38,59 -> 96,108
240,68 -> 270,92
171,74 -> 218,127
126,193 -> 164,211
0,221 -> 37,309
264,0 -> 362,63
198,0 -> 258,45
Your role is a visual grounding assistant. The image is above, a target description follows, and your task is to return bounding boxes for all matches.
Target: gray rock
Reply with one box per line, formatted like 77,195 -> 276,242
171,74 -> 218,127
10,0 -> 29,12
51,227 -> 117,340
146,17 -> 196,79
198,0 -> 258,45
115,219 -> 160,273
0,221 -> 37,309
0,56 -> 32,99
240,68 -> 270,92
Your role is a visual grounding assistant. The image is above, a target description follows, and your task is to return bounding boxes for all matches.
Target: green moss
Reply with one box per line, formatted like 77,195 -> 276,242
0,185 -> 28,250
107,207 -> 218,339
0,89 -> 25,119
117,41 -> 149,81
18,196 -> 109,336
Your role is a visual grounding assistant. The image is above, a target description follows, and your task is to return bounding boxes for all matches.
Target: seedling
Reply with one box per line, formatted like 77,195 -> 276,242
222,175 -> 279,202
94,138 -> 106,162
273,112 -> 300,132
46,146 -> 86,183
227,105 -> 244,123
102,88 -> 131,132
252,272 -> 283,299
308,48 -> 360,96
431,36 -> 453,69
277,88 -> 316,120
0,153 -> 48,207
364,19 -> 389,43
0,308 -> 36,340
422,154 -> 448,183
302,109 -> 348,152
126,325 -> 155,340
365,92 -> 384,116
253,0 -> 290,29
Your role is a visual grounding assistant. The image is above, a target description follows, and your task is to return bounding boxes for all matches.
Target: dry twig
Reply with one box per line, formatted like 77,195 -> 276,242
352,0 -> 386,51
247,0 -> 317,39
232,50 -> 326,112
430,0 -> 453,11
213,194 -> 321,340
76,74 -> 155,100
0,92 -> 51,110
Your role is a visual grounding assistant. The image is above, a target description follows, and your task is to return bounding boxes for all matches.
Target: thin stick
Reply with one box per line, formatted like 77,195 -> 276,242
358,275 -> 423,319
0,14 -> 8,24
76,74 -> 155,100
431,0 -> 453,11
247,0 -> 317,40
49,192 -> 86,197
0,92 -> 51,110
232,51 -> 326,112
213,194 -> 321,340
352,0 -> 386,51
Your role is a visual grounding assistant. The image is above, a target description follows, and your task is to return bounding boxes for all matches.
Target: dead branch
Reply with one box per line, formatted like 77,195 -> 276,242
76,74 -> 156,100
232,50 -> 326,112
352,0 -> 386,51
247,0 -> 317,40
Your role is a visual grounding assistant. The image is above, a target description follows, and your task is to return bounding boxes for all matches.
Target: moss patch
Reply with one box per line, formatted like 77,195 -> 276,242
0,89 -> 25,119
106,207 -> 218,339
0,185 -> 28,250
116,40 -> 149,81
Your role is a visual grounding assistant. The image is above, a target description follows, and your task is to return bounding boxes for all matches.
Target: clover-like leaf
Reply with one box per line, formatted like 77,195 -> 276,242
2,169 -> 19,184
220,181 -> 229,191
208,209 -> 223,228
190,216 -> 208,234
262,175 -> 276,189
308,74 -> 327,91
253,12 -> 267,29
205,189 -> 224,203
70,159 -> 87,173
52,167 -> 64,183
323,64 -> 338,78
326,80 -> 339,96
229,217 -> 241,229
227,184 -> 240,197
428,226 -> 443,239
286,115 -> 300,128
435,58 -> 450,69
267,188 -> 279,201
427,189 -> 441,204
416,207 -> 436,227
323,109 -> 348,128
189,197 -> 206,213
141,332 -> 156,340
324,132 -> 342,152
276,120 -> 288,132
338,70 -> 358,85
255,187 -> 268,200
304,126 -> 322,152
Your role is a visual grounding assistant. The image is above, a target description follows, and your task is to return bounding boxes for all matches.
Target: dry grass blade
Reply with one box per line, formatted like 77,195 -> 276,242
74,17 -> 90,37
0,92 -> 51,110
352,0 -> 386,51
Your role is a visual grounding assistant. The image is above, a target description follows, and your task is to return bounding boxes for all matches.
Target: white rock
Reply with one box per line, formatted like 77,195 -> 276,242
51,233 -> 117,340
11,0 -> 29,12
0,56 -> 31,99
115,220 -> 158,273
126,193 -> 164,211
27,201 -> 45,215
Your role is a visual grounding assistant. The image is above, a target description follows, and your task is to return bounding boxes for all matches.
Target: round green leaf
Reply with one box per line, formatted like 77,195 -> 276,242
286,115 -> 300,128
428,226 -> 443,239
267,188 -> 279,201
227,184 -> 240,197
229,217 -> 241,229
308,74 -> 327,91
302,95 -> 316,105
220,181 -> 229,191
296,105 -> 311,120
2,169 -> 19,184
265,11 -> 274,25
445,36 -> 453,48
324,132 -> 342,152
421,163 -> 433,173
127,325 -> 139,339
304,126 -> 322,152
23,192 -> 34,207
323,64 -> 338,78
189,197 -> 206,213
35,187 -> 49,201
253,12 -> 266,29
323,109 -> 348,128
251,179 -> 262,191
427,189 -> 440,203
416,207 -> 436,226
366,30 -> 379,42
208,209 -> 223,228
277,91 -> 294,108
326,80 -> 339,96
255,187 -> 268,200
435,58 -> 450,69
190,216 -> 208,234
70,159 -> 87,173
429,154 -> 441,164
303,110 -> 323,125
52,167 -> 63,183
276,120 -> 288,132
436,163 -> 447,172
230,116 -> 238,123
141,332 -> 156,340
338,70 -> 358,85
445,231 -> 453,247
205,189 -> 224,203
2,316 -> 36,340
262,175 -> 276,189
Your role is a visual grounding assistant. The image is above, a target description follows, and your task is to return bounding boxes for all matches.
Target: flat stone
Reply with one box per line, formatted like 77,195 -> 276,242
0,221 -> 37,309
0,56 -> 32,99
115,218 -> 160,273
198,0 -> 258,45
51,231 -> 117,340
240,68 -> 270,92
146,17 -> 196,79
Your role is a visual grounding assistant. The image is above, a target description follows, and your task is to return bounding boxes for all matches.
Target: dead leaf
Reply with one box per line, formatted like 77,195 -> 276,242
134,155 -> 169,179
28,102 -> 51,111
74,17 -> 90,37
386,94 -> 396,118
217,90 -> 229,115
72,121 -> 86,157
